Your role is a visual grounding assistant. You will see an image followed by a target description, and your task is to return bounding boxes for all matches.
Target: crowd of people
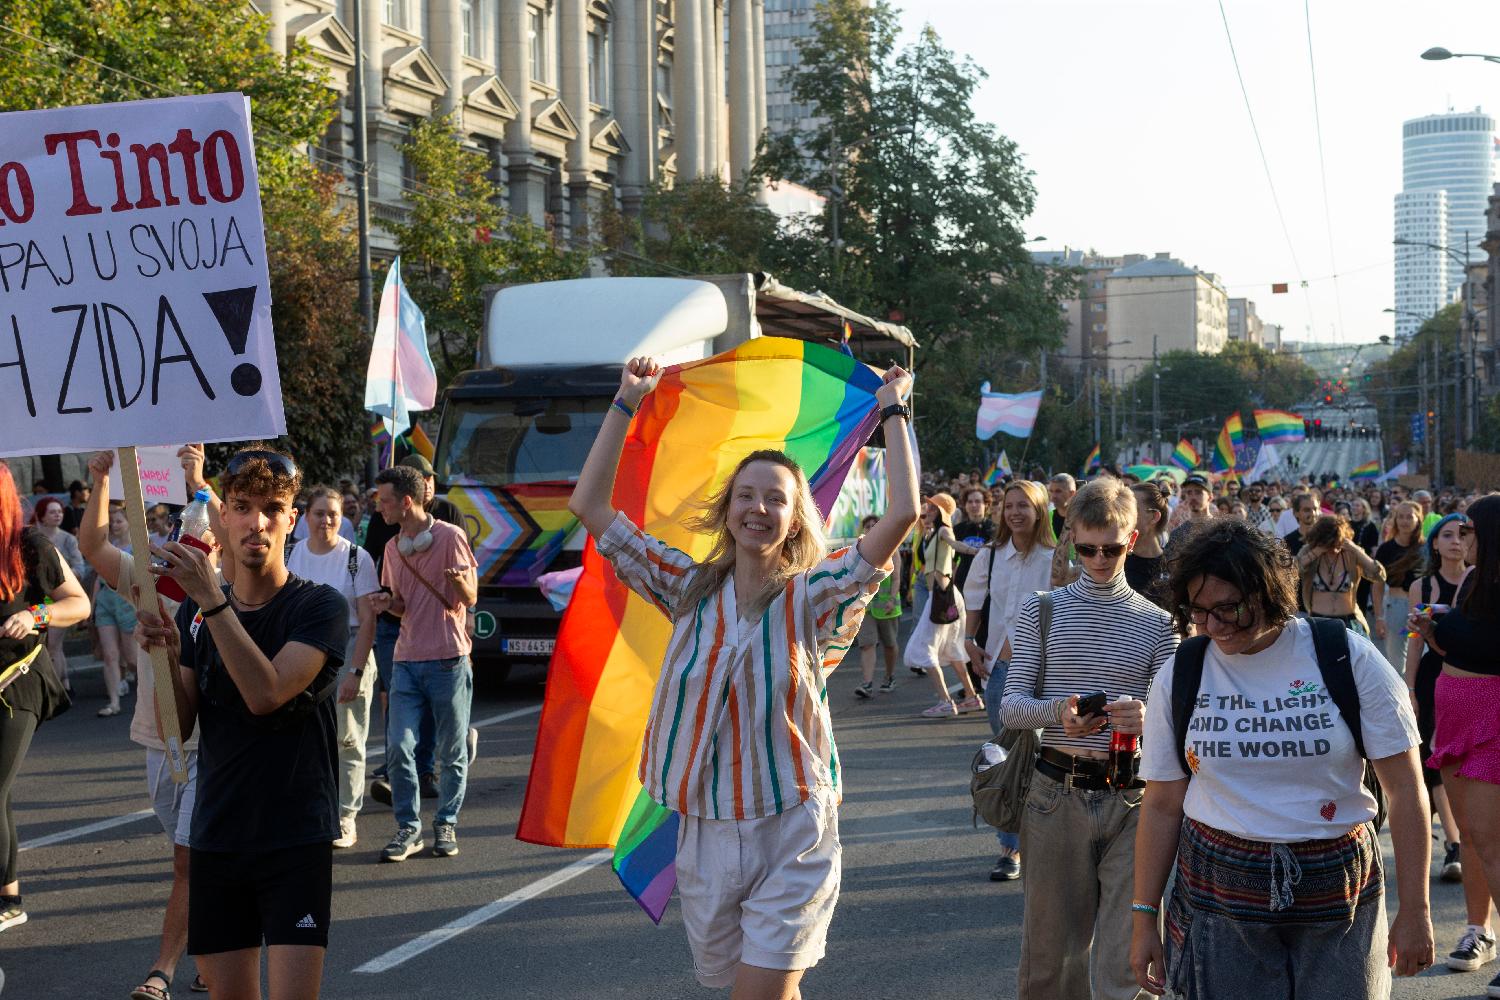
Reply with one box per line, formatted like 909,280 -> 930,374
1,399 -> 1497,1000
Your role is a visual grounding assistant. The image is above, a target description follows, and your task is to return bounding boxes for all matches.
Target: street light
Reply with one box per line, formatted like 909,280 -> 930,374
1421,46 -> 1500,65
1392,237 -> 1481,451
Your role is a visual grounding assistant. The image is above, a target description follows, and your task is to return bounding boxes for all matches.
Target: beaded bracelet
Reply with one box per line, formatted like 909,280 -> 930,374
1130,902 -> 1160,916
611,397 -> 636,420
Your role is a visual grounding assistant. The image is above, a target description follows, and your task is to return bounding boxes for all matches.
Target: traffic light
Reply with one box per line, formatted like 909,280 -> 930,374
1314,418 -> 1322,428
1324,394 -> 1333,403
1427,409 -> 1435,424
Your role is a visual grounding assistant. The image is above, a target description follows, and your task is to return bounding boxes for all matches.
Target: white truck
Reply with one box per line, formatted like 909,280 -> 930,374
429,273 -> 914,680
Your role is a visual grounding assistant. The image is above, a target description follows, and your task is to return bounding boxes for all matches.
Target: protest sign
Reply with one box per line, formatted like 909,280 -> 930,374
0,93 -> 284,458
107,444 -> 187,506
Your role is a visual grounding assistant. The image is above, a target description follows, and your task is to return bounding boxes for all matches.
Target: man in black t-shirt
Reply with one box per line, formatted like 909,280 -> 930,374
140,448 -> 347,998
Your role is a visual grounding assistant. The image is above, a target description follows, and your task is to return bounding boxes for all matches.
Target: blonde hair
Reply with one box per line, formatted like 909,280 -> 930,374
992,480 -> 1056,554
1068,477 -> 1138,534
676,450 -> 829,619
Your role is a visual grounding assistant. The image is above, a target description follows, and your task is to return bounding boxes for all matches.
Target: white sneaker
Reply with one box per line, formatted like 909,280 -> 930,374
118,677 -> 130,697
1448,924 -> 1498,972
332,816 -> 357,849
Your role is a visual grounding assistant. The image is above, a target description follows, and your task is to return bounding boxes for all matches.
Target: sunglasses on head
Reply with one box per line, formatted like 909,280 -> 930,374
225,450 -> 299,478
1074,542 -> 1128,559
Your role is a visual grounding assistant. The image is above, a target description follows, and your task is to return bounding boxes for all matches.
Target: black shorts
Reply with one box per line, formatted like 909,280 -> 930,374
188,842 -> 333,954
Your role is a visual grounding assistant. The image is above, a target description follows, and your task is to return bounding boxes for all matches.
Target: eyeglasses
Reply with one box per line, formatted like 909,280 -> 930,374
1074,542 -> 1128,560
225,450 -> 298,478
1180,601 -> 1250,626
1268,505 -> 1285,513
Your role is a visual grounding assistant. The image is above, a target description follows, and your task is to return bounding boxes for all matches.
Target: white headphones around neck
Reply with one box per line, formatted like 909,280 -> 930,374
397,515 -> 435,556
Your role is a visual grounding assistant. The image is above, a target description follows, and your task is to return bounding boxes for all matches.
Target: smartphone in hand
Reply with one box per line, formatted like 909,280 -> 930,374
1077,691 -> 1108,720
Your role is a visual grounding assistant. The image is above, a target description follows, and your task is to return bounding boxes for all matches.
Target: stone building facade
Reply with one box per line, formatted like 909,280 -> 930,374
254,0 -> 767,245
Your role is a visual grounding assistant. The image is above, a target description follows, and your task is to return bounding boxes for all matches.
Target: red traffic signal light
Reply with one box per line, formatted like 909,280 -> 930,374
1324,395 -> 1333,403
1314,418 -> 1322,427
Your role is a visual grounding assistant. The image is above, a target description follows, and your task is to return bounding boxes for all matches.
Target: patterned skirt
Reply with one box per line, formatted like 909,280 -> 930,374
1164,819 -> 1388,1000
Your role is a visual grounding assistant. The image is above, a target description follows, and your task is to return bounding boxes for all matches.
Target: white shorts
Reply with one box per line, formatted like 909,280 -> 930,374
145,747 -> 198,848
675,787 -> 841,989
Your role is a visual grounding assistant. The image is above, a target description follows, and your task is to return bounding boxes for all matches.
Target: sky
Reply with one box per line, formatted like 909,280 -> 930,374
896,0 -> 1500,352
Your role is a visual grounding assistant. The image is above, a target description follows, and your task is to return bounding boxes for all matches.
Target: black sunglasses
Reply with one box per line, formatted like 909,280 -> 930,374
1074,542 -> 1128,559
225,450 -> 298,478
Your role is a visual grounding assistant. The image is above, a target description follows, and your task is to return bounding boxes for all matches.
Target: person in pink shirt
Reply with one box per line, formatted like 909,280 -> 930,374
370,465 -> 478,863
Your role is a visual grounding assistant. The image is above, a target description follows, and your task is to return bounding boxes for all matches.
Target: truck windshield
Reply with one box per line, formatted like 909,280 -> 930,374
435,396 -> 609,487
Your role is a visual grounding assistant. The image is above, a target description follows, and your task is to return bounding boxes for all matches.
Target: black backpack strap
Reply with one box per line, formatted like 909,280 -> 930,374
1171,635 -> 1211,776
1309,617 -> 1364,759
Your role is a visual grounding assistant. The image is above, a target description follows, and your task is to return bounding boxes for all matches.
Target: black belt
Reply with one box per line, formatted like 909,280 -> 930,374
1036,747 -> 1144,791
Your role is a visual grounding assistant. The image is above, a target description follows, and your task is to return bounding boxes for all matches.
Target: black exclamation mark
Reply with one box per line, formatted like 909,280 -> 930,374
202,286 -> 261,397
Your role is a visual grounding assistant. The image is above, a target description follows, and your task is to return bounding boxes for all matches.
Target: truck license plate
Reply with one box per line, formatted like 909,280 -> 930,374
502,638 -> 555,655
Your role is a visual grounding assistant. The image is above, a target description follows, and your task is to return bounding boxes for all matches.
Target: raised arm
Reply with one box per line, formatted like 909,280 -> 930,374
568,357 -> 663,539
78,451 -> 126,591
855,367 -> 919,570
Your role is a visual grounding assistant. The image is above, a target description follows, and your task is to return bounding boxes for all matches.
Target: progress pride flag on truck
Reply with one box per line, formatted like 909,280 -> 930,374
0,93 -> 284,457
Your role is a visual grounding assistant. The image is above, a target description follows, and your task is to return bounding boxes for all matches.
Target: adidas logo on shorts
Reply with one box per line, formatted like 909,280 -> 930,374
296,914 -> 317,930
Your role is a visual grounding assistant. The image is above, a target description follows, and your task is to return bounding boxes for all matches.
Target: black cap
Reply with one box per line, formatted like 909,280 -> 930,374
1182,474 -> 1210,490
399,454 -> 435,476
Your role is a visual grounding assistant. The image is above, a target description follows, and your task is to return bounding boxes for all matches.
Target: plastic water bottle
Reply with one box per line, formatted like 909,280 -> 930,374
157,489 -> 213,603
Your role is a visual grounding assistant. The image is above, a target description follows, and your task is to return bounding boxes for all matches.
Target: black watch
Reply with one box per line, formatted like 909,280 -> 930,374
879,403 -> 911,422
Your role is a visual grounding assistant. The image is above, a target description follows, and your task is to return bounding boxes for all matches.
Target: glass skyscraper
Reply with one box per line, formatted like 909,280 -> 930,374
1394,109 -> 1497,339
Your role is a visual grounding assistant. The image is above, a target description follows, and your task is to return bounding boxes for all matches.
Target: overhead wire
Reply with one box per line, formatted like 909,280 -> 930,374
1303,0 -> 1346,341
1214,0 -> 1317,337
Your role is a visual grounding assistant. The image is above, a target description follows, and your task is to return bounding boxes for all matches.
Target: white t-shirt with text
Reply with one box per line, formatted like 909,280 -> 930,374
1141,617 -> 1418,843
287,537 -> 380,629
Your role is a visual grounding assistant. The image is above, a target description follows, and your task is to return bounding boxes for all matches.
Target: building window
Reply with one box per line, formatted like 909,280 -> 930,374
529,7 -> 547,83
384,0 -> 409,29
588,27 -> 609,105
462,0 -> 476,56
656,57 -> 672,109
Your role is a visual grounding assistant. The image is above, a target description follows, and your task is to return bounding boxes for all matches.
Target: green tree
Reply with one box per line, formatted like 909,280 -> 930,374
1366,304 -> 1463,476
756,0 -> 1073,473
386,115 -> 588,386
1123,341 -> 1320,446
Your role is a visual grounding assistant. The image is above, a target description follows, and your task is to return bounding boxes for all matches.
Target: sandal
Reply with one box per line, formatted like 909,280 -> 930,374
130,969 -> 172,1000
190,974 -> 208,993
97,704 -> 122,718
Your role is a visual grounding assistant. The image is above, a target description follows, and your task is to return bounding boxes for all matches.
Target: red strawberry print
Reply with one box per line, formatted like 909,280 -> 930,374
1319,801 -> 1337,821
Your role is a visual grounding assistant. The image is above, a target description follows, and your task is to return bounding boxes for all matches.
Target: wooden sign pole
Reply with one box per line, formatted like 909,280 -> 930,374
116,446 -> 189,784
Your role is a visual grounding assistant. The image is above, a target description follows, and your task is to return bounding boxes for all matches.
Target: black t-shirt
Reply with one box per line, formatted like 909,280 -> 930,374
1,530 -> 64,718
1376,539 -> 1421,591
178,576 -> 348,852
1051,509 -> 1066,540
1283,529 -> 1306,557
952,518 -> 995,590
364,497 -> 465,626
1124,553 -> 1168,607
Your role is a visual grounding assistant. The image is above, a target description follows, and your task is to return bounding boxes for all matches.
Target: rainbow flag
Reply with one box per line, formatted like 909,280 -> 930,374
1350,459 -> 1381,480
370,419 -> 392,465
1253,409 -> 1305,444
1210,412 -> 1243,472
516,338 -> 884,922
982,450 -> 1012,485
1168,439 -> 1199,472
1081,443 -> 1102,476
407,423 -> 436,462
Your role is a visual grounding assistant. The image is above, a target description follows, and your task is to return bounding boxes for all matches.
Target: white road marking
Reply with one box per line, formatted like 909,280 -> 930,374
18,704 -> 544,849
353,849 -> 613,974
19,808 -> 155,852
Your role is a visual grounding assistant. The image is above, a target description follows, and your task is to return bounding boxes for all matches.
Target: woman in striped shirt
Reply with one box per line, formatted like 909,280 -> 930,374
570,356 -> 920,999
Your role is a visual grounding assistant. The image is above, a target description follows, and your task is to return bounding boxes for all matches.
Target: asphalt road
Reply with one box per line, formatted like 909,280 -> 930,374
6,655 -> 1496,1000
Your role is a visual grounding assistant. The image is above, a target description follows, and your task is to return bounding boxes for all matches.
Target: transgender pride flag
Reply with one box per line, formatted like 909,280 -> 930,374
364,256 -> 438,446
976,383 -> 1043,440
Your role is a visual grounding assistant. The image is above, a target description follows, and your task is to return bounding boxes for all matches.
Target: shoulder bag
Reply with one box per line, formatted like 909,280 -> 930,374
970,590 -> 1052,833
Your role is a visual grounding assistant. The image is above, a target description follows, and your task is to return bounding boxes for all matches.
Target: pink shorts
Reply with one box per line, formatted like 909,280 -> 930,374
1427,673 -> 1500,786
674,787 -> 841,988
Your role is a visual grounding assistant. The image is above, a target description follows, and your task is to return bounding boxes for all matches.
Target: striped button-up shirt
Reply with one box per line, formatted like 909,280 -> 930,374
598,512 -> 887,820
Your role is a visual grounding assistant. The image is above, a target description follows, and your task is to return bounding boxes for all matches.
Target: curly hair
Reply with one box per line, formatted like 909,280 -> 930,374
1166,518 -> 1299,635
219,445 -> 301,502
1305,514 -> 1353,552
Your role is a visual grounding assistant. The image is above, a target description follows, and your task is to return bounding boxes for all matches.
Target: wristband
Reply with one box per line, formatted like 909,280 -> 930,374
1130,902 -> 1160,916
201,598 -> 233,619
611,397 -> 636,420
879,402 -> 911,423
27,600 -> 51,631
